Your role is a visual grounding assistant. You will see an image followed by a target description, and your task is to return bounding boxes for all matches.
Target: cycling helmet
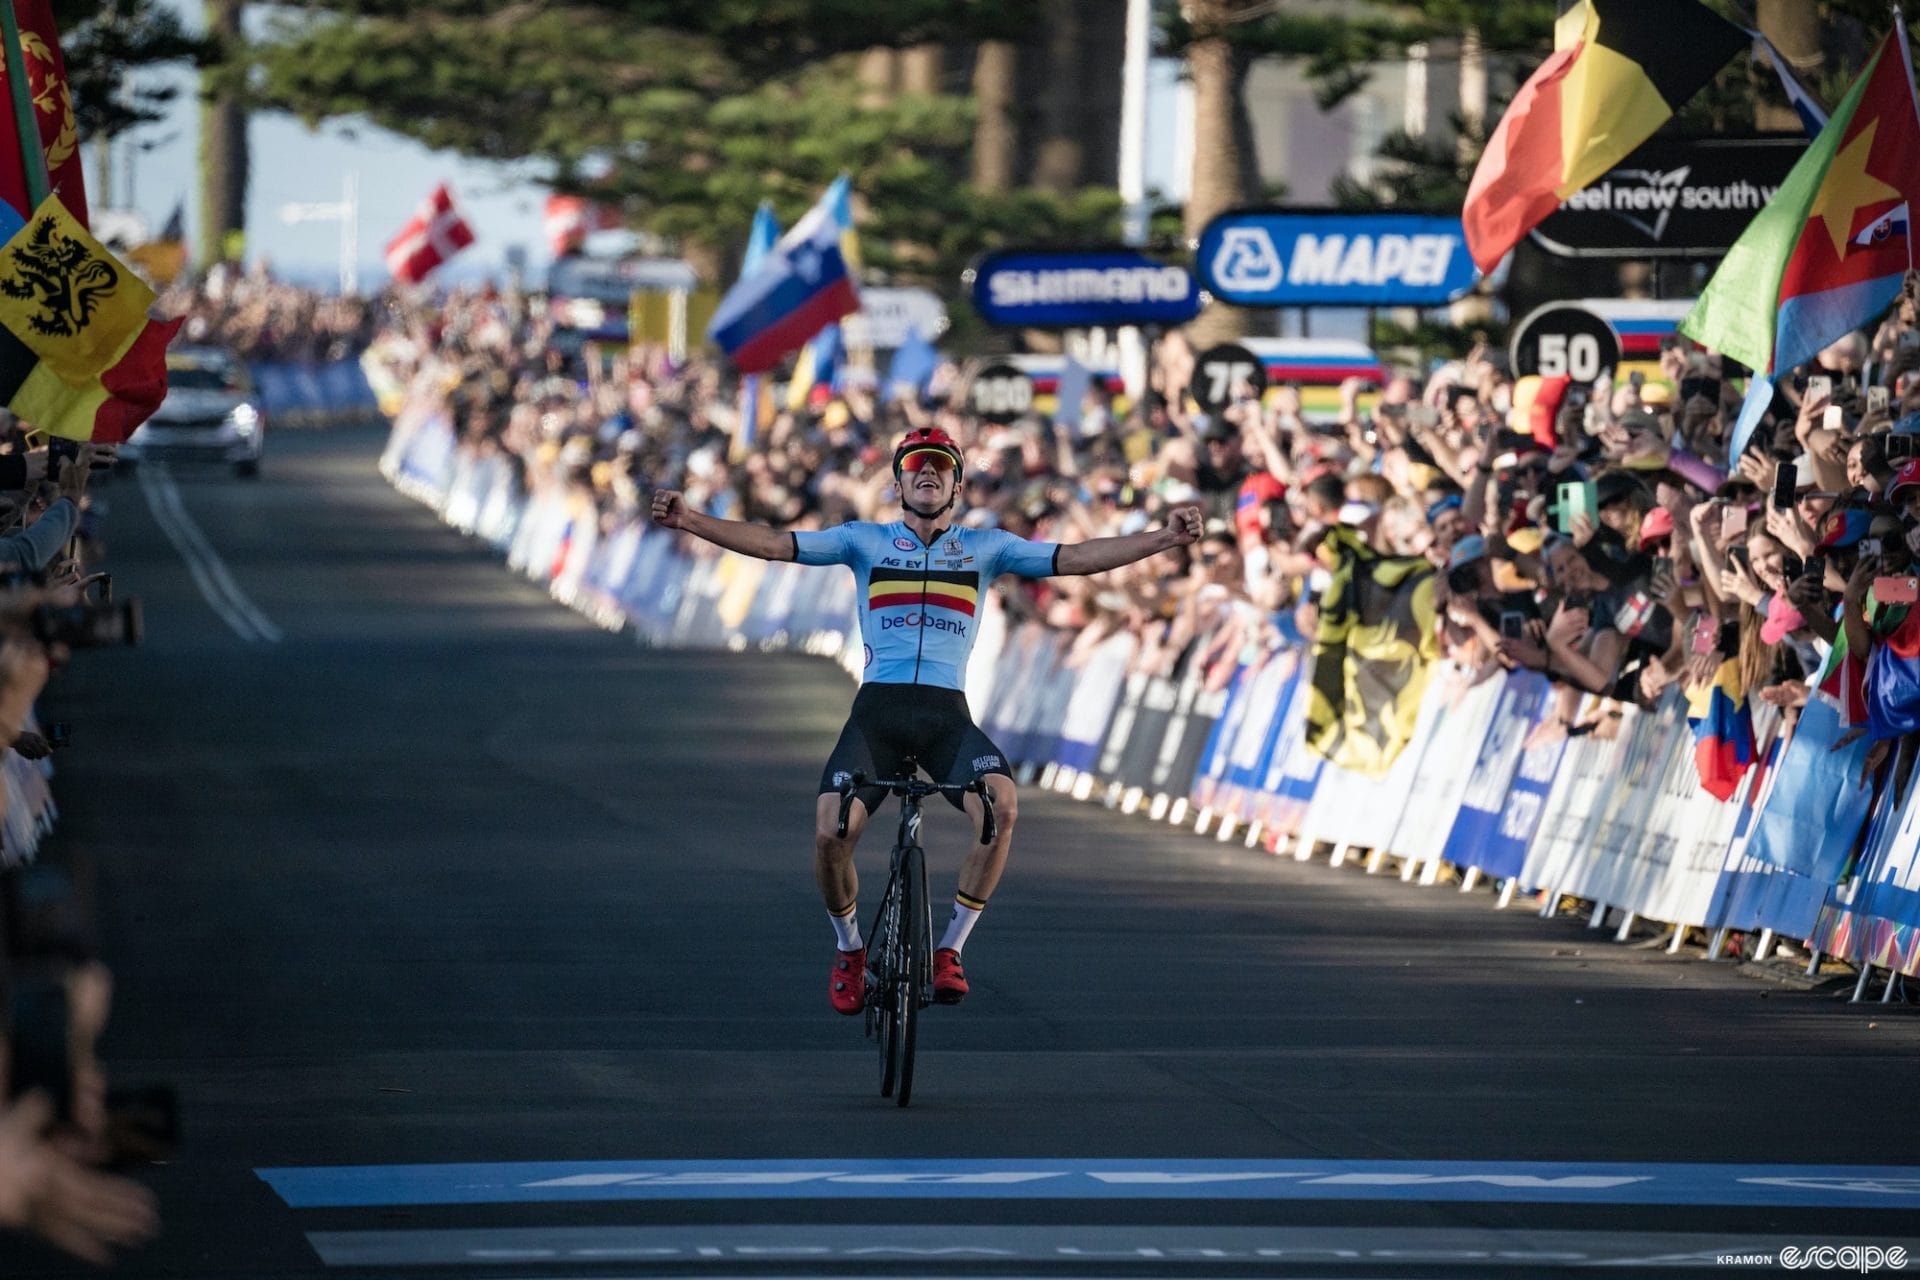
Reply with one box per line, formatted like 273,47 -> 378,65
893,426 -> 965,518
892,426 -> 965,478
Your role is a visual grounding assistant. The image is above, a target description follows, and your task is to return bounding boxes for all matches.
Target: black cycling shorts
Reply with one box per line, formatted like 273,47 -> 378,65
819,682 -> 1014,816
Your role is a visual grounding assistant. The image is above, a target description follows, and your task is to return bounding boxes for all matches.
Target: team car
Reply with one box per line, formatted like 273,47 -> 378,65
122,345 -> 265,476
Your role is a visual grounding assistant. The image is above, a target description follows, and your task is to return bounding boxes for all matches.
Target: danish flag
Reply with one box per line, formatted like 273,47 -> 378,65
384,184 -> 475,285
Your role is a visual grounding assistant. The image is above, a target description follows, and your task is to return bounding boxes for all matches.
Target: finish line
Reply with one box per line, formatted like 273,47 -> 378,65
258,1158 -> 1920,1209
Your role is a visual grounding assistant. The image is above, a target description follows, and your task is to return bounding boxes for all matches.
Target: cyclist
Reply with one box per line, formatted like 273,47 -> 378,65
651,426 -> 1201,1013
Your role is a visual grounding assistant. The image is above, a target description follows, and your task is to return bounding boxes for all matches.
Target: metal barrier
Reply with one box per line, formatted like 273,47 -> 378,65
386,405 -> 1920,997
249,358 -> 385,429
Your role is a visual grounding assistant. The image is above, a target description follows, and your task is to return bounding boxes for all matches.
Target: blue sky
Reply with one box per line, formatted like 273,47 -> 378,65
95,7 -> 1188,293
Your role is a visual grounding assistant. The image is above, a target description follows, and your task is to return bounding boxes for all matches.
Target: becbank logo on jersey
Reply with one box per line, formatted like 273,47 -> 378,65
1197,211 -> 1479,306
881,612 -> 969,636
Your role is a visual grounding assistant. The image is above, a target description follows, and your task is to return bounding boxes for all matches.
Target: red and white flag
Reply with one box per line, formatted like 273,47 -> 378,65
543,194 -> 621,258
385,184 -> 475,284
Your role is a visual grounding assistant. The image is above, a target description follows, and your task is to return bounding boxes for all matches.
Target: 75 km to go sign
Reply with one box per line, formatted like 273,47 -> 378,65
969,363 -> 1034,423
1190,343 -> 1269,415
1509,303 -> 1622,382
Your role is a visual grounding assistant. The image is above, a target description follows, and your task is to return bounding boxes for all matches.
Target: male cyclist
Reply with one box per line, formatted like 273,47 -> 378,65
651,426 -> 1201,1012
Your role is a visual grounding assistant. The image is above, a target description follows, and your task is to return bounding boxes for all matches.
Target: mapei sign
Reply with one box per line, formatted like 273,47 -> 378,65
967,249 -> 1203,328
1196,210 -> 1479,306
1531,135 -> 1806,259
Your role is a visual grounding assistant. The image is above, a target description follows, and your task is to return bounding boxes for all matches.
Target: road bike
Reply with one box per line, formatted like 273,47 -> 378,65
834,764 -> 996,1107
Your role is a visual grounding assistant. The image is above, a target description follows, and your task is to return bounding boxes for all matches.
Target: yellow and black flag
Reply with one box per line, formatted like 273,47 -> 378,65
0,195 -> 181,442
1304,527 -> 1441,777
1464,0 -> 1750,272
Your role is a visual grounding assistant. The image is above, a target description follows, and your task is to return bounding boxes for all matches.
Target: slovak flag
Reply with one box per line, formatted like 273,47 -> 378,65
1853,201 -> 1911,248
385,184 -> 476,285
707,176 -> 860,374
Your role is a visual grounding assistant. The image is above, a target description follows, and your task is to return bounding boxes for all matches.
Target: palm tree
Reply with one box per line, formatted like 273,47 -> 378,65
1182,0 -> 1262,345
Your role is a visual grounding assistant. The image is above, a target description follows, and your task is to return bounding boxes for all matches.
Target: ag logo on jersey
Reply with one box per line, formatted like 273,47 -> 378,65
893,537 -> 917,552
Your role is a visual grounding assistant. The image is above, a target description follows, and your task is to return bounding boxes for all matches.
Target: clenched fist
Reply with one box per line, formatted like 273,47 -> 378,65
1166,505 -> 1203,546
651,490 -> 689,529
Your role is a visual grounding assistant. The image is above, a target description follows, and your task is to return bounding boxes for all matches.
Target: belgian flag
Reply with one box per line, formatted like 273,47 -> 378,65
1463,0 -> 1750,273
0,195 -> 180,443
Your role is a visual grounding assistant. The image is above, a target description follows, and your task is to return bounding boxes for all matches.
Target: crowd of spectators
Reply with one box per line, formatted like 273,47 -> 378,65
377,274 -> 1920,786
159,263 -> 381,365
0,429 -> 158,1264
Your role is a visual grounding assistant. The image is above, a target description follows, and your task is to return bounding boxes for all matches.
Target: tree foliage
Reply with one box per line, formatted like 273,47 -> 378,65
49,0 -> 209,142
245,0 -> 1106,282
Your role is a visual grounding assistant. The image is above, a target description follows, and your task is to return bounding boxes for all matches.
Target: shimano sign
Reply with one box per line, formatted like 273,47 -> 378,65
1531,135 -> 1805,258
1196,211 -> 1480,306
968,249 -> 1203,328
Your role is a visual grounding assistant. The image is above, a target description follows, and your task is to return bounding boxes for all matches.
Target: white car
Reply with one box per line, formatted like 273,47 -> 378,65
122,346 -> 265,476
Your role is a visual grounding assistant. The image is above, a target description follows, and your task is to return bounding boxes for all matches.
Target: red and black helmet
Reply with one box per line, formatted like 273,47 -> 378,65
892,426 -> 965,478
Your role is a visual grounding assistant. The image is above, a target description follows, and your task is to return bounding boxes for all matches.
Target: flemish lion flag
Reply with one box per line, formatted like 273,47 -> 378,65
1463,0 -> 1748,273
0,196 -> 179,442
1303,527 -> 1441,776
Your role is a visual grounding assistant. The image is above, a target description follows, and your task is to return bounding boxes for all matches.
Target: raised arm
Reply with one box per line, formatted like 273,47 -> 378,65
1053,506 -> 1202,576
650,489 -> 795,561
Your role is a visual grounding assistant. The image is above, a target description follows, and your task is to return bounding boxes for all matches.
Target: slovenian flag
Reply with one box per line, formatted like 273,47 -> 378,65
1686,656 -> 1754,801
1463,0 -> 1748,273
708,176 -> 860,375
1682,19 -> 1920,460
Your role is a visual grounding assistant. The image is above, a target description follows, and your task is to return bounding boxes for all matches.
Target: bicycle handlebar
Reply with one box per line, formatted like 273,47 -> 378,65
835,772 -> 998,845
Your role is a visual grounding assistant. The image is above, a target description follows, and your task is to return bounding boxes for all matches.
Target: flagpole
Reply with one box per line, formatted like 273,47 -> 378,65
0,0 -> 47,208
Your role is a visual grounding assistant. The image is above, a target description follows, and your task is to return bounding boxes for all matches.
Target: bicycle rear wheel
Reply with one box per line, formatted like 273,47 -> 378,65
894,843 -> 929,1108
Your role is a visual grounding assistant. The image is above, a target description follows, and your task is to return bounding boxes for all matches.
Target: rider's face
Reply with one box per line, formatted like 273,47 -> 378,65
902,459 -> 957,510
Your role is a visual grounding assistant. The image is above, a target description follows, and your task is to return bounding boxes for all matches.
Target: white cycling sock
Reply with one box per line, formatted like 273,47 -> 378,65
830,902 -> 862,952
938,891 -> 986,954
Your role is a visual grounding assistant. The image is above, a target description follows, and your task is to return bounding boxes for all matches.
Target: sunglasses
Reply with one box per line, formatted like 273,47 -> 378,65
899,449 -> 956,474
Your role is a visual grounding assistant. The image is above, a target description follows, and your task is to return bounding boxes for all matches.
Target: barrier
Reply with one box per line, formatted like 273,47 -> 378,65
387,406 -> 1920,996
249,358 -> 385,429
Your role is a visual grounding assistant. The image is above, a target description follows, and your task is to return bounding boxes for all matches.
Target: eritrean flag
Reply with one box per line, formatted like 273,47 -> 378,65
1463,0 -> 1747,273
708,176 -> 860,375
1685,656 -> 1754,801
1682,20 -> 1920,460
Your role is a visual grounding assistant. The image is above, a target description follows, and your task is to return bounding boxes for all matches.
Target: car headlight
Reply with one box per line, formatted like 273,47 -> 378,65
227,403 -> 261,437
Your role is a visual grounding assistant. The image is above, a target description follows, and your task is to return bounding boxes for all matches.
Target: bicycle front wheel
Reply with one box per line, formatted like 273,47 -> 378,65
893,843 -> 929,1108
870,867 -> 903,1098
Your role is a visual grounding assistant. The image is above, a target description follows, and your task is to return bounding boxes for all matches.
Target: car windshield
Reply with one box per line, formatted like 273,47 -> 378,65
169,365 -> 242,392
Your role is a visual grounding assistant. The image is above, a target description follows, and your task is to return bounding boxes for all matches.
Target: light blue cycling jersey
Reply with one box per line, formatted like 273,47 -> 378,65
791,520 -> 1060,689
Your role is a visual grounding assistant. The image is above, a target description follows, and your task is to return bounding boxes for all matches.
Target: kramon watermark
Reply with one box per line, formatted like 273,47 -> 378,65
1719,1245 -> 1908,1270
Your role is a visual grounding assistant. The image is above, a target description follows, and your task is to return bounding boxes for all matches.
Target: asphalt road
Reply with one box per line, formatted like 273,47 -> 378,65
12,424 -> 1920,1278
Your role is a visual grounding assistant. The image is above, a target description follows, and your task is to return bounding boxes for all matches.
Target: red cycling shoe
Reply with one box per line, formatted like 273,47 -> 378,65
933,948 -> 969,1004
831,948 -> 866,1015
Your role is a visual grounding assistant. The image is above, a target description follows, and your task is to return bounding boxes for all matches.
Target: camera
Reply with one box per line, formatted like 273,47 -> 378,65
29,599 -> 142,648
1887,433 -> 1919,463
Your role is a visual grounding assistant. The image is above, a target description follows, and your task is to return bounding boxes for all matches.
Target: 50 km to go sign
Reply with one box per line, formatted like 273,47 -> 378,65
1509,303 -> 1622,382
969,363 -> 1034,424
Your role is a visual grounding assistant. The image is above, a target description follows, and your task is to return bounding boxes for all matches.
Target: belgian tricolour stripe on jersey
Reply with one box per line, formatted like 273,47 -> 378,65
869,567 -> 979,617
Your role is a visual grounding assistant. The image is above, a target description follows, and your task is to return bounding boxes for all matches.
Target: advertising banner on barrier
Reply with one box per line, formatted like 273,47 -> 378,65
1747,698 -> 1875,883
967,249 -> 1203,329
1811,767 -> 1920,975
1529,134 -> 1806,260
1196,210 -> 1479,307
1439,671 -> 1559,881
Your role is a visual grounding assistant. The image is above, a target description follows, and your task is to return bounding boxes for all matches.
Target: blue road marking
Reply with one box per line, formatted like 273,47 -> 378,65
256,1159 -> 1920,1210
